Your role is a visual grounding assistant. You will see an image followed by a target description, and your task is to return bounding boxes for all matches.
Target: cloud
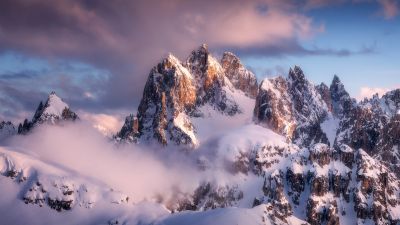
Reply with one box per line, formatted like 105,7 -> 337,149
357,85 -> 400,100
0,0 -> 392,123
7,123 -> 204,201
379,0 -> 399,19
78,110 -> 129,136
229,40 -> 377,57
0,0 -> 325,120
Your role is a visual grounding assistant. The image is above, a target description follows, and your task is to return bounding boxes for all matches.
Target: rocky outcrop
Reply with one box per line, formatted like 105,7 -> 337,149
307,198 -> 340,225
336,95 -> 386,155
375,114 -> 400,176
330,75 -> 354,118
254,66 -> 329,146
185,44 -> 240,115
263,170 -> 293,222
118,44 -> 257,146
221,52 -> 258,98
317,82 -> 333,112
166,182 -> 243,212
115,114 -> 139,142
353,149 -> 399,224
135,54 -> 197,146
254,77 -> 296,140
309,143 -> 331,167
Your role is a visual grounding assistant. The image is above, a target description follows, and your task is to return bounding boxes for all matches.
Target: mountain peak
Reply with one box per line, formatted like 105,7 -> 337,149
43,92 -> 69,116
329,75 -> 350,102
332,74 -> 341,84
288,65 -> 306,83
221,51 -> 258,98
18,92 -> 78,134
199,43 -> 208,52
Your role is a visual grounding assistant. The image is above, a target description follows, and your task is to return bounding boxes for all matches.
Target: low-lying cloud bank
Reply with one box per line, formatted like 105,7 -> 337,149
5,122 -> 211,202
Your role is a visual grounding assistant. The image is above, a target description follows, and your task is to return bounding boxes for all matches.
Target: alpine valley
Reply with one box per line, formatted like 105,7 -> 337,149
1,45 -> 399,225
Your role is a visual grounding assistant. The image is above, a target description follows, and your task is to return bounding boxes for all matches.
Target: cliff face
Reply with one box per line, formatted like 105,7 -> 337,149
117,44 -> 256,146
221,52 -> 258,99
136,54 -> 198,146
254,66 -> 329,147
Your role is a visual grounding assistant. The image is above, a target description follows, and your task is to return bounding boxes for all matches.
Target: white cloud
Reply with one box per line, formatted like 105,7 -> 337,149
78,110 -> 128,136
357,85 -> 400,101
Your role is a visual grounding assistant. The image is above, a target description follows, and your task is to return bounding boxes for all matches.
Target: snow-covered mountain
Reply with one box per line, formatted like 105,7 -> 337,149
17,91 -> 79,134
1,45 -> 400,225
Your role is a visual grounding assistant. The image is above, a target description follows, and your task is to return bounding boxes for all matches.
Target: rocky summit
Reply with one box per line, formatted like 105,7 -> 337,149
116,44 -> 258,146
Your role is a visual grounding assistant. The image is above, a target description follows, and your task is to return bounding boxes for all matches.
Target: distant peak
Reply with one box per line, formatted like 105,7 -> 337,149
221,52 -> 240,63
200,43 -> 208,51
330,75 -> 346,92
332,75 -> 342,85
319,82 -> 329,89
191,44 -> 209,56
288,65 -> 305,82
164,53 -> 180,64
222,51 -> 237,58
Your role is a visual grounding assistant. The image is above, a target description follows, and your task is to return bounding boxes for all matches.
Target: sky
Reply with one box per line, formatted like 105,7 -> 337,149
0,0 -> 399,128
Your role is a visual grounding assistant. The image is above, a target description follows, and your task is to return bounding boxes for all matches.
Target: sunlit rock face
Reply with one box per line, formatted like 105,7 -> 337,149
254,76 -> 296,140
17,92 -> 78,134
136,54 -> 198,146
184,44 -> 240,115
221,51 -> 258,98
254,66 -> 329,146
118,44 -> 256,147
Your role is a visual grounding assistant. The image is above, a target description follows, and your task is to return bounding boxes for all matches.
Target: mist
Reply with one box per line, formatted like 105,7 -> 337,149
5,121 -> 218,203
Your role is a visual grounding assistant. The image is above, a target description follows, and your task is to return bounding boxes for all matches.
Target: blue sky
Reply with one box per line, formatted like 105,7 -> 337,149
242,1 -> 400,98
0,0 -> 399,123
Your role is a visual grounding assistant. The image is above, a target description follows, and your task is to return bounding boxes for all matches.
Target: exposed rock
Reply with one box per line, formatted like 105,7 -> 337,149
263,170 -> 293,222
118,44 -> 259,146
221,52 -> 258,98
254,66 -> 329,147
316,82 -> 333,112
330,75 -> 354,118
338,144 -> 354,168
309,143 -> 331,167
307,198 -> 340,225
115,114 -> 139,143
254,77 -> 296,140
136,54 -> 198,146
185,44 -> 240,115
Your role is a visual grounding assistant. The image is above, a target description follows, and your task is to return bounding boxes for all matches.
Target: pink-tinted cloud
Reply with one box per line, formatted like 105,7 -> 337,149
0,0 -> 382,122
379,0 -> 399,19
357,85 -> 400,100
0,0 -> 325,114
78,110 -> 128,136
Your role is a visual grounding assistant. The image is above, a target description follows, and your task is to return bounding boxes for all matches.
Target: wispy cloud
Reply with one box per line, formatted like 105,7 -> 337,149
357,85 -> 400,100
379,0 -> 399,19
